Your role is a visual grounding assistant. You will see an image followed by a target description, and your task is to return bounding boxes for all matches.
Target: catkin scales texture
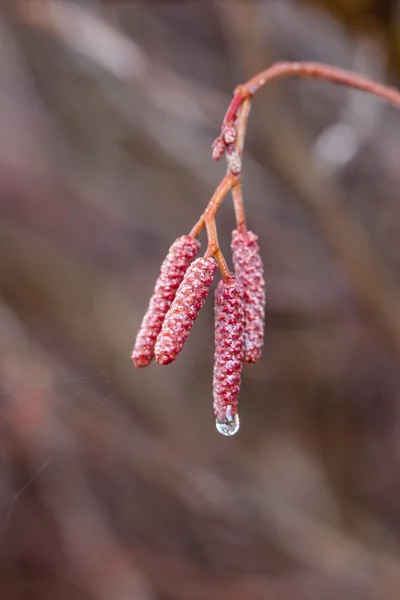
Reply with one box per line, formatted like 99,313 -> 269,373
231,229 -> 265,364
132,235 -> 200,367
213,278 -> 244,422
155,257 -> 217,365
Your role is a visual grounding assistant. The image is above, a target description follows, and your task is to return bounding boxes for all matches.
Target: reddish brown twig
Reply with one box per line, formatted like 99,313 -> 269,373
200,62 -> 400,273
219,62 -> 400,141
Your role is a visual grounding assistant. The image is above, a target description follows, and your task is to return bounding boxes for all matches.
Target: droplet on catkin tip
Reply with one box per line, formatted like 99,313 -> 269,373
215,412 -> 240,436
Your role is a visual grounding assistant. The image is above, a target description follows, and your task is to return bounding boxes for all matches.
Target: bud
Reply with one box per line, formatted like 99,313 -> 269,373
155,257 -> 217,365
213,277 -> 244,435
132,235 -> 200,367
223,125 -> 236,145
225,147 -> 241,175
231,229 -> 265,364
212,136 -> 225,162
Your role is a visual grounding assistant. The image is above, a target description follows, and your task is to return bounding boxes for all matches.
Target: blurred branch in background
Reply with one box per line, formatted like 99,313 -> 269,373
1,1 -> 400,599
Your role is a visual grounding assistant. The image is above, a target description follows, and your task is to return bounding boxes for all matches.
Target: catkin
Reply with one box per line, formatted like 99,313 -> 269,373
132,235 -> 200,367
155,257 -> 217,365
213,277 -> 244,423
231,229 -> 265,364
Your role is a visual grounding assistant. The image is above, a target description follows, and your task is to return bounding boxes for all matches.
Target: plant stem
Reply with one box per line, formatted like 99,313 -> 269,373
229,97 -> 251,231
231,180 -> 246,232
223,61 -> 400,132
193,61 -> 400,279
190,172 -> 237,239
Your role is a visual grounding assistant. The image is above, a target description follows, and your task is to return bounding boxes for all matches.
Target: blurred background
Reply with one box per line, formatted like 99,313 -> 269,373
2,0 -> 400,598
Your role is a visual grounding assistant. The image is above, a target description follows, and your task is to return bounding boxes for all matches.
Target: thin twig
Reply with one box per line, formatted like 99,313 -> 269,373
191,61 -> 400,297
227,61 -> 400,128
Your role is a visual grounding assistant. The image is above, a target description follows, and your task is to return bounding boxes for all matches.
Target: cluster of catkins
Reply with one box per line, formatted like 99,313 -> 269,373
132,230 -> 265,435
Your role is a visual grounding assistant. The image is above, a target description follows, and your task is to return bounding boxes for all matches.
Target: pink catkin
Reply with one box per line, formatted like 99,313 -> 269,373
213,277 -> 244,423
155,257 -> 217,365
132,235 -> 200,367
231,229 -> 265,364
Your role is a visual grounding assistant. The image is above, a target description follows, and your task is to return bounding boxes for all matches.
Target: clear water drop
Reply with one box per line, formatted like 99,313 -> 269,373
215,413 -> 240,436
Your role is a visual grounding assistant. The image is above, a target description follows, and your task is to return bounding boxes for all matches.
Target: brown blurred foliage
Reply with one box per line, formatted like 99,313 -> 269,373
2,0 -> 400,598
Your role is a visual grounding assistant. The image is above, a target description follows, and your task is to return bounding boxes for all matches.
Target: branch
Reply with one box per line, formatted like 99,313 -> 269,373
192,62 -> 400,279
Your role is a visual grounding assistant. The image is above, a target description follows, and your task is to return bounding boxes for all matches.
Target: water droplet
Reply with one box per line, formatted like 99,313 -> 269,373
215,413 -> 240,436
